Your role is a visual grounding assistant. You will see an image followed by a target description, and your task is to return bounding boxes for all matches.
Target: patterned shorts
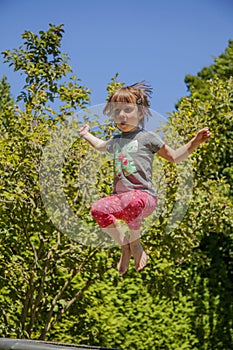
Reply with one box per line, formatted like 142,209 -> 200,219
91,190 -> 158,230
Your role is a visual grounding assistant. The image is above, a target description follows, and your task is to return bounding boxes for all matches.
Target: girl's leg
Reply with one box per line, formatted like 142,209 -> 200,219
91,196 -> 131,274
91,191 -> 157,273
123,191 -> 158,271
102,220 -> 129,246
103,222 -> 131,275
121,190 -> 147,271
103,222 -> 131,274
129,230 -> 148,271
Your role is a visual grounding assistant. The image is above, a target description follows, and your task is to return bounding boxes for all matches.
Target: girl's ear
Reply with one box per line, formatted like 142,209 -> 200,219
138,111 -> 144,120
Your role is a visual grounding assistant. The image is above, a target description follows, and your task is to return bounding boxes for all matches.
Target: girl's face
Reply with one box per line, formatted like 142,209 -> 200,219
112,103 -> 143,133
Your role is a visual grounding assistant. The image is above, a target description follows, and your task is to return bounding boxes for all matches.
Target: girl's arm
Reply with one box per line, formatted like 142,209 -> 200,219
78,124 -> 109,152
157,127 -> 211,163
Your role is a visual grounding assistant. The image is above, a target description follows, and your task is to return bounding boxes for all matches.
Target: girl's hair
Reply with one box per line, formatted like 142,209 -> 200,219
103,81 -> 153,127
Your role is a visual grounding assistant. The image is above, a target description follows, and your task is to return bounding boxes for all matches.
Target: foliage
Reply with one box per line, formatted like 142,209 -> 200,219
106,73 -> 125,101
162,75 -> 233,347
2,23 -> 91,115
181,39 -> 233,103
0,76 -> 14,114
49,268 -> 198,350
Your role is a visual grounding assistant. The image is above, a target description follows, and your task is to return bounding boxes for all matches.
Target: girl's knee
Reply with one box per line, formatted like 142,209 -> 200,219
91,199 -> 107,215
125,198 -> 144,213
90,206 -> 99,219
90,202 -> 116,228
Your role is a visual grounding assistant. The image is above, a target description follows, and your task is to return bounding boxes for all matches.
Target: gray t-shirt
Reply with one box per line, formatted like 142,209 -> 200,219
106,129 -> 164,196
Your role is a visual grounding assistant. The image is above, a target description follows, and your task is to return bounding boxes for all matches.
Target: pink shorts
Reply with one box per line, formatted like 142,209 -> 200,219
91,190 -> 158,230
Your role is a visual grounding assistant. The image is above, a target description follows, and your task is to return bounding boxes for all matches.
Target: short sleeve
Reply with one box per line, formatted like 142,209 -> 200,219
106,136 -> 118,154
145,131 -> 165,153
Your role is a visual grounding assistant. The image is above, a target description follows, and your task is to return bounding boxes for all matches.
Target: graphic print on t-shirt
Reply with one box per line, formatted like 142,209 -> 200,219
113,140 -> 138,177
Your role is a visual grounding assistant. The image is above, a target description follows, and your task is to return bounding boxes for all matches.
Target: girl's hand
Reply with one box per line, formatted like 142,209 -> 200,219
78,124 -> 90,137
194,127 -> 211,144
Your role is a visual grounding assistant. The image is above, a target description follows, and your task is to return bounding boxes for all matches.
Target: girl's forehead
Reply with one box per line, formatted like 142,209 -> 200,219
112,102 -> 137,109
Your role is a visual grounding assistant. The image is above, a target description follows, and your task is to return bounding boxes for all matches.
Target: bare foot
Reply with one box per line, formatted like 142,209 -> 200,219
117,244 -> 131,275
130,240 -> 148,271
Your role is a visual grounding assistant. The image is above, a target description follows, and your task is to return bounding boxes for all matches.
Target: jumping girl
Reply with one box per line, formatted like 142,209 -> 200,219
78,82 -> 211,274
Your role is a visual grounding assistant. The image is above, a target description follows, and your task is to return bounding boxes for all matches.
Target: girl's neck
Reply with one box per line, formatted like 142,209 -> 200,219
121,127 -> 141,136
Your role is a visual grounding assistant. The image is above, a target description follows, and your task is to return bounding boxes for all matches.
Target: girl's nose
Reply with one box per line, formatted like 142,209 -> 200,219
119,109 -> 127,119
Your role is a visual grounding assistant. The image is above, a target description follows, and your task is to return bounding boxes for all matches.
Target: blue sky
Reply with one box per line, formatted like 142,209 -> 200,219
0,0 -> 232,117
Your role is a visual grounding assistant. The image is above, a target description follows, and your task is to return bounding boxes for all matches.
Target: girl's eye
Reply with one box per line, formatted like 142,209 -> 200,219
112,106 -> 133,116
124,108 -> 132,113
113,109 -> 120,116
